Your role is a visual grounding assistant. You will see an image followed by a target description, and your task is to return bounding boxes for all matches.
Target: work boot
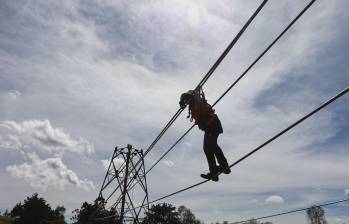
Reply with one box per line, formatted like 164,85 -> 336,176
218,164 -> 231,174
200,171 -> 219,182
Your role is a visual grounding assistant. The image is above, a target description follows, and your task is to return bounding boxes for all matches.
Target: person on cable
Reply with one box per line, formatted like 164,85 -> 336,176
179,89 -> 231,182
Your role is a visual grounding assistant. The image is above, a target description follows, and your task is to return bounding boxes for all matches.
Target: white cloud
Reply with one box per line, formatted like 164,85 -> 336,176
0,0 -> 348,223
163,160 -> 175,167
265,195 -> 285,204
345,189 -> 349,195
8,90 -> 21,100
101,159 -> 110,170
114,158 -> 125,167
0,119 -> 94,156
6,153 -> 95,191
0,134 -> 22,150
101,158 -> 124,170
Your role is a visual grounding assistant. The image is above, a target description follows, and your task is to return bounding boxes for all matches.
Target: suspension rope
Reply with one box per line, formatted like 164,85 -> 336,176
144,0 -> 317,177
142,0 -> 268,161
100,198 -> 349,222
125,86 -> 349,212
93,1 -> 349,221
124,0 -> 317,195
143,109 -> 183,157
234,198 -> 349,224
142,0 -> 268,158
195,0 -> 268,89
103,0 -> 269,201
141,0 -> 268,160
146,125 -> 195,174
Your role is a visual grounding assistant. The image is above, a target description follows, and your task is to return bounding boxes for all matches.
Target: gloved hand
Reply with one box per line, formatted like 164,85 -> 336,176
179,100 -> 186,109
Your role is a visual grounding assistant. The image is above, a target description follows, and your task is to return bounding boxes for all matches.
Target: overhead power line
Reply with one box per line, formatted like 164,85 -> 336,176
99,198 -> 349,223
126,85 -> 349,212
143,0 -> 268,160
144,0 -> 317,176
195,0 -> 268,89
144,0 -> 268,160
124,0 -> 317,196
103,0 -> 269,200
234,198 -> 349,224
90,1 -> 349,223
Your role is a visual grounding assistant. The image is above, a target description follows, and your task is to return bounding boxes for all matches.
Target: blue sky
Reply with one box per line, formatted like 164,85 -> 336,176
1,0 -> 349,223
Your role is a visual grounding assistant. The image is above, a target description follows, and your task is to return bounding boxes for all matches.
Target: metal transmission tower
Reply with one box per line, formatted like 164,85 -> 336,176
98,144 -> 149,224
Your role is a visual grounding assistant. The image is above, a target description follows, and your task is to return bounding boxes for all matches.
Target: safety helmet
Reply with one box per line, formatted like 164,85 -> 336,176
179,90 -> 195,109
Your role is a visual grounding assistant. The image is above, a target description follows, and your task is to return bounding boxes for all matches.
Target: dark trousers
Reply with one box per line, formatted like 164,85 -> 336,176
203,132 -> 228,173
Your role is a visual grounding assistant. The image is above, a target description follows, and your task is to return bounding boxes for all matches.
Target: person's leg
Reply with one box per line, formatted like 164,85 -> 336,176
202,132 -> 219,181
211,133 -> 228,167
210,133 -> 231,174
203,132 -> 218,174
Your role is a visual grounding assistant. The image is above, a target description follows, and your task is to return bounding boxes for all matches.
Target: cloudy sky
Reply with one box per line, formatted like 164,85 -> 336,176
1,0 -> 349,223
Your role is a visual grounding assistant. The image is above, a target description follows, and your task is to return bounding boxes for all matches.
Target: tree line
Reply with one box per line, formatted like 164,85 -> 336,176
0,193 -> 336,224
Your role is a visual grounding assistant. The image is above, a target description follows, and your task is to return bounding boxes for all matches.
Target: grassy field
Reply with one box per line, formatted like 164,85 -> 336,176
0,216 -> 13,224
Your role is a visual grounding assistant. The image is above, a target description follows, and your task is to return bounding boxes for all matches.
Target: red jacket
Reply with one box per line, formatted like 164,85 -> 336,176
190,102 -> 216,130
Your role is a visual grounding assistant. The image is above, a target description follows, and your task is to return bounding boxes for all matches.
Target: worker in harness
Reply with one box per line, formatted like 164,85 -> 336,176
179,89 -> 231,181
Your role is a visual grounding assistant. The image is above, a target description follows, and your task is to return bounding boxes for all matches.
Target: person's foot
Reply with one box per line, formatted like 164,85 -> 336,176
219,165 -> 231,174
200,172 -> 219,182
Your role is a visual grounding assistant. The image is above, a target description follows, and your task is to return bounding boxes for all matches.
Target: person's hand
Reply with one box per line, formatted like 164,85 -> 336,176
179,100 -> 186,109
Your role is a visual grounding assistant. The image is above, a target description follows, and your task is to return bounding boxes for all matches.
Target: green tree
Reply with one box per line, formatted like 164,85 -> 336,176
142,203 -> 181,224
307,206 -> 327,224
10,203 -> 23,218
9,193 -> 66,224
71,200 -> 118,224
177,205 -> 203,224
53,206 -> 66,223
3,209 -> 11,217
231,219 -> 273,224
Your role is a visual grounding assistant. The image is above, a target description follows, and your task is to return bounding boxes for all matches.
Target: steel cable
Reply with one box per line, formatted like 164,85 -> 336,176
125,86 -> 348,212
234,198 -> 349,224
102,0 -> 269,201
144,0 -> 317,177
